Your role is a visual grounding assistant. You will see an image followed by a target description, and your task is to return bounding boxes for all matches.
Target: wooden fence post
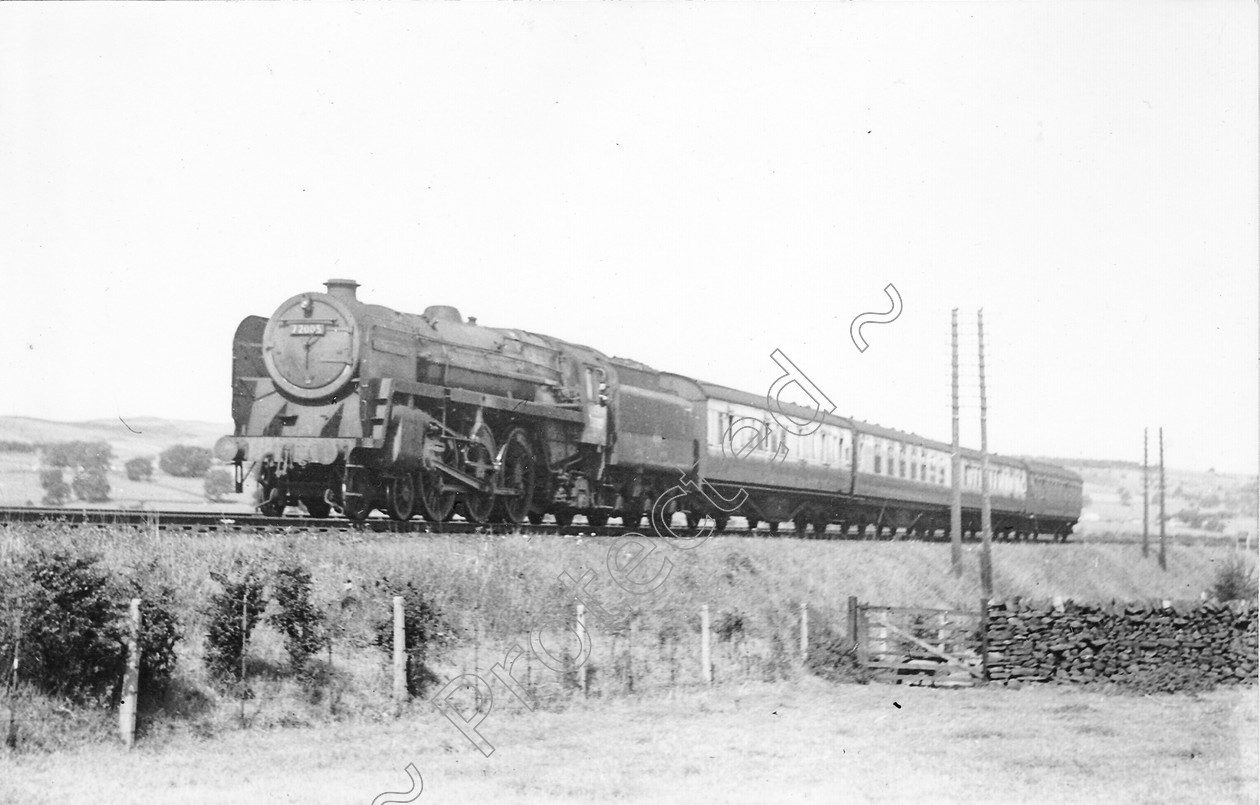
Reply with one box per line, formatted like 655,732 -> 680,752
118,598 -> 141,749
854,602 -> 868,668
700,604 -> 712,685
979,597 -> 990,682
392,596 -> 406,714
847,596 -> 858,646
799,602 -> 809,662
627,615 -> 636,694
576,603 -> 587,695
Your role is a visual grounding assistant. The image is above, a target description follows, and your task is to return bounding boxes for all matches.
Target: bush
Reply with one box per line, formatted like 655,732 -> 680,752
203,469 -> 234,502
269,562 -> 326,672
1213,554 -> 1258,603
8,549 -> 125,701
72,469 -> 110,502
39,468 -> 70,506
125,457 -> 153,482
373,581 -> 449,697
203,561 -> 268,683
159,445 -> 213,478
122,579 -> 184,696
805,619 -> 870,685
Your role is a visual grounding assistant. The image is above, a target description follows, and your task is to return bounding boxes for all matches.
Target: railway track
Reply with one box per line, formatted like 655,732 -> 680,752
3,504 -> 1223,546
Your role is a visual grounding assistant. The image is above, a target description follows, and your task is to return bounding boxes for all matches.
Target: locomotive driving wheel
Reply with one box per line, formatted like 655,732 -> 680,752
416,469 -> 455,523
386,474 -> 416,522
342,466 -> 373,522
458,423 -> 496,524
493,427 -> 536,525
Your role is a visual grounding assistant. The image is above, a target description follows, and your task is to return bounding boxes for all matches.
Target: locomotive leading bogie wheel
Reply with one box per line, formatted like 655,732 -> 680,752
494,428 -> 536,525
386,474 -> 416,522
303,497 -> 331,519
416,469 -> 456,523
258,485 -> 285,517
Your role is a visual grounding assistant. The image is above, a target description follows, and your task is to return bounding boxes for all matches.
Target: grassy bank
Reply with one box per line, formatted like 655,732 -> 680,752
0,523 -> 1252,751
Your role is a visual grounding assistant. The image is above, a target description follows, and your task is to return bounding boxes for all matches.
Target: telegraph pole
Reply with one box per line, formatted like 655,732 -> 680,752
978,310 -> 993,597
1158,427 -> 1167,570
1142,428 -> 1149,558
950,309 -> 962,577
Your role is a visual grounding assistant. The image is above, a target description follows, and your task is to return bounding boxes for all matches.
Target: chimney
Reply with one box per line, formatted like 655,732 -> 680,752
324,279 -> 360,300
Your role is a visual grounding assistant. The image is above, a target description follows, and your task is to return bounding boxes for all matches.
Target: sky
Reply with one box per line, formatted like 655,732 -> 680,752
1,3 -> 1256,474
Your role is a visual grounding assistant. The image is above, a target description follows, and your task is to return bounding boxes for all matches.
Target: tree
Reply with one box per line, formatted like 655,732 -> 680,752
204,469 -> 234,502
159,445 -> 213,478
41,441 -> 113,473
39,468 -> 70,506
72,469 -> 110,502
125,457 -> 153,482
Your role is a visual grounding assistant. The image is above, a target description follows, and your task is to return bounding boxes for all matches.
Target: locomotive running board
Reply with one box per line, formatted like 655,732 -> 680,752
388,379 -> 587,424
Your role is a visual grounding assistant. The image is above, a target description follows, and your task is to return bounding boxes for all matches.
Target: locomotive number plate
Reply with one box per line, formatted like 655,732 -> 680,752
290,323 -> 326,336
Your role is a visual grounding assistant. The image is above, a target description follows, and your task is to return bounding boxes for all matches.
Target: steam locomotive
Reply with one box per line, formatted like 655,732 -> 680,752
215,280 -> 1081,539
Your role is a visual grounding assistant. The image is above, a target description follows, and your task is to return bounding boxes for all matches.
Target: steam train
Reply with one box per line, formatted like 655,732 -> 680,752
215,280 -> 1082,540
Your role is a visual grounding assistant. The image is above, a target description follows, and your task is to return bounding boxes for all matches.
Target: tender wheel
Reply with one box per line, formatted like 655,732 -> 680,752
386,474 -> 416,522
714,515 -> 728,534
458,424 -> 496,524
494,428 -> 537,525
812,515 -> 830,538
793,515 -> 809,538
746,517 -> 759,531
622,512 -> 643,528
685,511 -> 704,531
416,469 -> 456,523
587,512 -> 609,528
527,511 -> 544,526
649,495 -> 677,537
554,511 -> 574,528
767,521 -> 780,535
303,497 -> 331,519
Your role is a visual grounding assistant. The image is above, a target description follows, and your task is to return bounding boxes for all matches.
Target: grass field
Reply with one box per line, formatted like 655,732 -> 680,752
1,679 -> 1255,804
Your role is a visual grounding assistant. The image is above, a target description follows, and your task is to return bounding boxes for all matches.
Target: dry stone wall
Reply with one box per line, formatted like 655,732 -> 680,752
984,599 -> 1259,693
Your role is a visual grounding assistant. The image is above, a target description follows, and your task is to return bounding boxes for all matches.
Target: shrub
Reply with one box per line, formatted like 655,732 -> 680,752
373,581 -> 449,697
124,457 -> 153,482
39,468 -> 70,506
805,618 -> 870,685
10,549 -> 125,701
1213,554 -> 1258,603
268,562 -> 326,672
123,580 -> 183,695
72,469 -> 110,502
203,469 -> 234,502
159,445 -> 213,478
203,561 -> 268,683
